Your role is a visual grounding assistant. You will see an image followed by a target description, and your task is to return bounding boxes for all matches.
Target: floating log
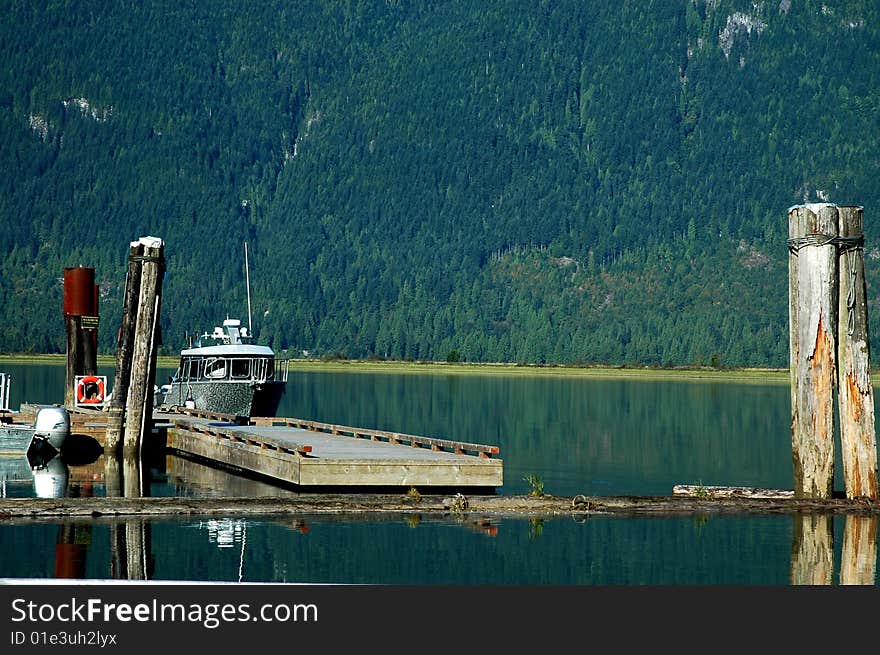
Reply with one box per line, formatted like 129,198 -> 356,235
672,484 -> 794,499
1,492 -> 878,519
836,206 -> 879,500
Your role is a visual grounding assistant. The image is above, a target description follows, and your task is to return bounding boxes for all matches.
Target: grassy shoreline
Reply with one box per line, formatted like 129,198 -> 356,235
0,352 -> 790,383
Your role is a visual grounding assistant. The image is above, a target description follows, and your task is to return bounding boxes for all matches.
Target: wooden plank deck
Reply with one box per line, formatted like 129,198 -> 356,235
160,409 -> 503,489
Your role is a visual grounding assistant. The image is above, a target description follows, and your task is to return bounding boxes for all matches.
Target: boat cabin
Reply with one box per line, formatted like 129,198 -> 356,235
176,354 -> 277,383
171,318 -> 288,385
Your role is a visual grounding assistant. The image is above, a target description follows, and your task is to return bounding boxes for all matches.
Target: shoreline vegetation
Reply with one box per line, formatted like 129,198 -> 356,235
0,353 -> 791,383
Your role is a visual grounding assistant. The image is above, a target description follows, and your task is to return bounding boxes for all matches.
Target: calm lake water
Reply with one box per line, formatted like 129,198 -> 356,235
0,362 -> 876,585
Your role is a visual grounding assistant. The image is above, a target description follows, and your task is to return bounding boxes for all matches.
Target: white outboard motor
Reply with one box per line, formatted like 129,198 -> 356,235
33,406 -> 71,451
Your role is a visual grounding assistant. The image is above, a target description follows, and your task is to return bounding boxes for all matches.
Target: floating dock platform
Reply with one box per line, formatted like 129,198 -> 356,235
160,409 -> 503,490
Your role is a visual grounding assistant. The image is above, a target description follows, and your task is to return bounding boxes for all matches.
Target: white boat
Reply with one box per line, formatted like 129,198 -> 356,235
0,423 -> 35,454
155,318 -> 289,417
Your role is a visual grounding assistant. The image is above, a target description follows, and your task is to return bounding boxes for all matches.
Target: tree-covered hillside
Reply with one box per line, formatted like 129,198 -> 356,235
1,1 -> 879,367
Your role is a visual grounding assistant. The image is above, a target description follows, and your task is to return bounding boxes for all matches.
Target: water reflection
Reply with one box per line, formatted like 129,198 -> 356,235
0,512 -> 875,585
3,363 -> 797,496
841,515 -> 877,585
54,523 -> 90,579
163,453 -> 300,498
201,518 -> 247,549
108,520 -> 152,580
31,455 -> 69,499
0,450 -> 70,499
1,364 -> 877,584
790,514 -> 878,585
791,515 -> 834,585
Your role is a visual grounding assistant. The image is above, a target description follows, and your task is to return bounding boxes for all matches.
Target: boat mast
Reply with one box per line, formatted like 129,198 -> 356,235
244,241 -> 253,337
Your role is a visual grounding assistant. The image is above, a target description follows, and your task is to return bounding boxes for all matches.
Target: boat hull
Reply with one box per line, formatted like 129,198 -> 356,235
0,424 -> 35,454
158,380 -> 286,418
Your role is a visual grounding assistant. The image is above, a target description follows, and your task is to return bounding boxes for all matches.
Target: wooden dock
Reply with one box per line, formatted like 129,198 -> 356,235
160,408 -> 503,490
15,405 -> 503,491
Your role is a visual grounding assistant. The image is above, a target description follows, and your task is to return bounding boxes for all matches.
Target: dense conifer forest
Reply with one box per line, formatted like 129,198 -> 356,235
1,1 -> 879,367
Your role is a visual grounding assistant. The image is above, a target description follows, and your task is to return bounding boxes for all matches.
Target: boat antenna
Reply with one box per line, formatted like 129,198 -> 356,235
244,241 -> 253,336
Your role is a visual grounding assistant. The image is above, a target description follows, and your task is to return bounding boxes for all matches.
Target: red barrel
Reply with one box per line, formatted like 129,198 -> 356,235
63,267 -> 96,316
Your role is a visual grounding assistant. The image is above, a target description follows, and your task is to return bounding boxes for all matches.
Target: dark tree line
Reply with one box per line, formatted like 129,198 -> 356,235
1,1 -> 879,367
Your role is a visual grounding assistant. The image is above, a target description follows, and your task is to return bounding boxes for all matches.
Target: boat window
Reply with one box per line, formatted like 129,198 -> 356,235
252,358 -> 274,381
186,358 -> 202,380
205,358 -> 227,379
231,358 -> 250,379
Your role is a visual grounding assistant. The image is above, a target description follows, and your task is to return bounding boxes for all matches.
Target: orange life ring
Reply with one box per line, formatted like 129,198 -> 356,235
76,375 -> 106,405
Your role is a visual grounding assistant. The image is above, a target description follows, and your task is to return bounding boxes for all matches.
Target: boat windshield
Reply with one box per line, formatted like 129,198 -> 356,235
177,356 -> 276,382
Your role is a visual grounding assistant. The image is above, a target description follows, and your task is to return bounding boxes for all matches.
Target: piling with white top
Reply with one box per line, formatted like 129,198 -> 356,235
121,237 -> 165,460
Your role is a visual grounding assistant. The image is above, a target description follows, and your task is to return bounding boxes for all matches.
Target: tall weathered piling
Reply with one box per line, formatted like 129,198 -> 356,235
104,243 -> 144,454
122,237 -> 165,459
836,206 -> 878,500
63,267 -> 99,408
788,204 -> 838,498
788,203 -> 878,501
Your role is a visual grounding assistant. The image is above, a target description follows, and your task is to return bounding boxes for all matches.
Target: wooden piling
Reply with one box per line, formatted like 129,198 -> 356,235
836,206 -> 879,500
788,204 -> 838,498
105,244 -> 144,454
63,267 -> 98,408
64,315 -> 82,409
122,238 -> 165,459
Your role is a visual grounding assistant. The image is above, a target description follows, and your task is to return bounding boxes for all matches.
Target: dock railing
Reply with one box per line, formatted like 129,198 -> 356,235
163,406 -> 500,459
251,416 -> 500,459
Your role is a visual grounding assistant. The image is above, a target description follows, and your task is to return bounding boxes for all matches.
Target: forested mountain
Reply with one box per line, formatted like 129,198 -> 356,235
1,1 -> 879,367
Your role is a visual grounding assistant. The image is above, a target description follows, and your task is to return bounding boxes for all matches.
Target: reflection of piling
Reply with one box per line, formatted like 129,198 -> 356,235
787,204 -> 878,500
790,514 -> 833,585
63,267 -> 99,409
103,454 -> 122,498
123,453 -> 143,498
111,520 -> 152,581
841,515 -> 877,585
124,520 -> 150,580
